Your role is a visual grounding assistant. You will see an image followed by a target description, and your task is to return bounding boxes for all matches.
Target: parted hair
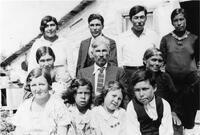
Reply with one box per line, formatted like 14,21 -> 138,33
24,68 -> 52,91
36,46 -> 55,63
40,15 -> 58,33
62,78 -> 93,108
131,69 -> 156,91
129,5 -> 147,20
143,47 -> 164,65
171,8 -> 187,22
94,81 -> 125,107
88,13 -> 104,25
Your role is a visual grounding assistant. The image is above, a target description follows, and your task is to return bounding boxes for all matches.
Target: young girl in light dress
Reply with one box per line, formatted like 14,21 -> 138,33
62,78 -> 100,135
92,81 -> 126,135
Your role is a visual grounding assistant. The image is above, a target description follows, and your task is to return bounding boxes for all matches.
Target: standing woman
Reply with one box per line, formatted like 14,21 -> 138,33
160,8 -> 199,131
92,81 -> 126,135
28,15 -> 74,77
13,68 -> 70,135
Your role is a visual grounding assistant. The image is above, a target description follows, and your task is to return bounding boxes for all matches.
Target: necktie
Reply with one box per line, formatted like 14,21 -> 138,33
96,67 -> 105,94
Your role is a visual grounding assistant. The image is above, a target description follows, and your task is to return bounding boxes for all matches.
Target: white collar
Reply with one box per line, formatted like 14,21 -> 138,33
95,106 -> 121,121
93,63 -> 107,75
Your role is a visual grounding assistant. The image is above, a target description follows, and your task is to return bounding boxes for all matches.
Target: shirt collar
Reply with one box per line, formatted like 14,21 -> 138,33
93,63 -> 107,75
145,96 -> 156,108
91,33 -> 103,41
128,27 -> 148,37
96,106 -> 121,121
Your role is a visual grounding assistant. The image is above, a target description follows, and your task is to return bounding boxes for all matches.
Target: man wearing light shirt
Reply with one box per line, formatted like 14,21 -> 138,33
126,69 -> 173,135
77,36 -> 128,108
117,5 -> 159,95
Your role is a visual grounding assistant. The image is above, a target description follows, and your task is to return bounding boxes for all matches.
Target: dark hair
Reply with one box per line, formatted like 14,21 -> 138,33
129,5 -> 147,20
143,47 -> 164,65
171,8 -> 186,23
88,14 -> 104,26
62,78 -> 93,108
130,69 -> 156,96
94,81 -> 125,107
36,46 -> 55,63
40,15 -> 58,33
24,68 -> 52,91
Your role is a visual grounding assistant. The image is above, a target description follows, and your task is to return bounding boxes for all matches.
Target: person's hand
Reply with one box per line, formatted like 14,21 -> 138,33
172,111 -> 182,126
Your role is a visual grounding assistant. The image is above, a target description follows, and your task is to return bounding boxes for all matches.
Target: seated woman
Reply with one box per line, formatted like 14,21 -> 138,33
23,46 -> 72,100
12,68 -> 70,135
143,47 -> 182,128
92,81 -> 126,135
62,78 -> 99,135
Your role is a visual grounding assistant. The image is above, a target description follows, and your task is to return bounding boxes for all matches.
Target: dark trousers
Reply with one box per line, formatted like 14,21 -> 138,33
169,71 -> 200,129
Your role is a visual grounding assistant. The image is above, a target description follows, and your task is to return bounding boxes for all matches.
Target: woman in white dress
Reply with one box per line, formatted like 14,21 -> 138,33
92,81 -> 127,135
13,68 -> 70,135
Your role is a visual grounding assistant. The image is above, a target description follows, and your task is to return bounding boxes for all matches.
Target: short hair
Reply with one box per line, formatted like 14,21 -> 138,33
88,14 -> 104,25
24,68 -> 52,91
171,8 -> 186,22
143,47 -> 164,65
91,36 -> 110,51
36,46 -> 56,63
129,5 -> 147,20
62,78 -> 93,109
131,69 -> 156,93
40,15 -> 58,33
94,81 -> 125,107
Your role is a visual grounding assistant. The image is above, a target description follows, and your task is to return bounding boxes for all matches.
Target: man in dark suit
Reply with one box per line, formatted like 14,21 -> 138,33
77,36 -> 129,108
76,14 -> 117,76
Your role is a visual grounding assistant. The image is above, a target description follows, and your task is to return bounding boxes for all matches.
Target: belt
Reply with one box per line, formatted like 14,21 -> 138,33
123,66 -> 144,70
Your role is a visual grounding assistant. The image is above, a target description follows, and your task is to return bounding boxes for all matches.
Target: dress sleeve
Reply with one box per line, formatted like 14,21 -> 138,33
160,36 -> 168,63
53,100 -> 71,127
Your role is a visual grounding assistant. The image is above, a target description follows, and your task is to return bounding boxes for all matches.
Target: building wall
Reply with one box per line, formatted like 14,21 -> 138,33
58,0 -> 180,70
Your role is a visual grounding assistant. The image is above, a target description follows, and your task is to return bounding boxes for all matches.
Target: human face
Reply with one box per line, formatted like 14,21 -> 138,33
172,13 -> 186,32
145,55 -> 163,72
93,44 -> 109,67
74,86 -> 91,108
133,80 -> 156,105
131,11 -> 147,32
30,76 -> 50,99
44,21 -> 57,38
38,54 -> 54,70
88,19 -> 103,38
103,89 -> 123,113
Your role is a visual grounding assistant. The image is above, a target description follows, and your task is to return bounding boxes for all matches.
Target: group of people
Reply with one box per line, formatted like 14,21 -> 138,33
11,5 -> 199,135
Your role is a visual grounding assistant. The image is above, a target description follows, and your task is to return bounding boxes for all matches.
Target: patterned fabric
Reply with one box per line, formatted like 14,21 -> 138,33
96,67 -> 105,94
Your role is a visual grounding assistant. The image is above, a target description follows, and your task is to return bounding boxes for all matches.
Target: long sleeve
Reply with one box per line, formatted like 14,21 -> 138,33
126,101 -> 141,135
108,39 -> 118,67
159,99 -> 173,135
116,37 -> 124,67
159,36 -> 168,62
76,41 -> 84,76
194,37 -> 199,68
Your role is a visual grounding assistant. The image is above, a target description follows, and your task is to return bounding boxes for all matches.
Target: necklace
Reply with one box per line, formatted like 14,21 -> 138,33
171,31 -> 189,46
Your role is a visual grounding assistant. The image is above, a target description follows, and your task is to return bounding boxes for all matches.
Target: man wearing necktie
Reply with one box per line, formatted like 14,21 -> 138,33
126,69 -> 173,135
77,36 -> 129,108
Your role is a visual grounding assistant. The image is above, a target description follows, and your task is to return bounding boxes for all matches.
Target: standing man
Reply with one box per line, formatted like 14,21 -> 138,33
126,70 -> 173,135
77,36 -> 128,108
117,5 -> 159,94
76,14 -> 117,76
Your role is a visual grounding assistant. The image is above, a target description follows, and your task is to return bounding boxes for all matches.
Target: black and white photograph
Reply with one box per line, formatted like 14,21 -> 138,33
0,0 -> 199,134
